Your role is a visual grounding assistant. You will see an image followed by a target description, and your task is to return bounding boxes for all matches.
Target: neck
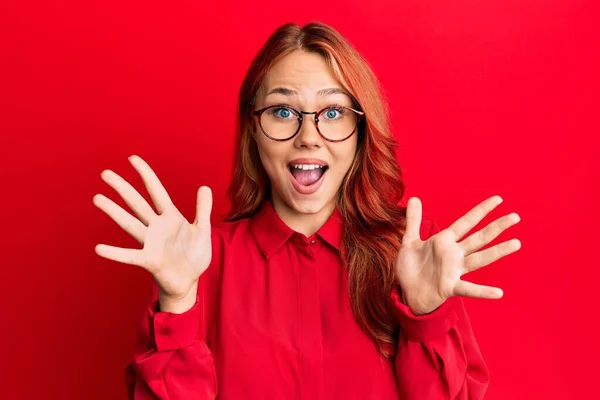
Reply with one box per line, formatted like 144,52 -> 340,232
270,195 -> 336,237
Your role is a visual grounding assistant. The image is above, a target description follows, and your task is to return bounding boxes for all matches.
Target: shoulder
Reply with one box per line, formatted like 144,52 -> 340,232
200,218 -> 253,285
210,218 -> 253,249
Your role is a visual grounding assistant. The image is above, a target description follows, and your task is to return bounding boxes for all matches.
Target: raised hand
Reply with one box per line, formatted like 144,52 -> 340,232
395,195 -> 521,316
93,155 -> 213,311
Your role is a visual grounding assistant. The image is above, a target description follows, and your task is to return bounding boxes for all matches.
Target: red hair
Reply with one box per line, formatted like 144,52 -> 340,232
226,22 -> 408,357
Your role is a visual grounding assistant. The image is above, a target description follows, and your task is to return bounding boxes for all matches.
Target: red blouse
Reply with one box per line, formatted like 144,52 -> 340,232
125,200 -> 489,399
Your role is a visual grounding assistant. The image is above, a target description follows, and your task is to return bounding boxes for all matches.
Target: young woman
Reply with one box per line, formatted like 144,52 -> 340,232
94,22 -> 521,399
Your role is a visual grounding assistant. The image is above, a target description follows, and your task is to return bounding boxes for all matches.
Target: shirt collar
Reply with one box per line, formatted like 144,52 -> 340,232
249,199 -> 343,259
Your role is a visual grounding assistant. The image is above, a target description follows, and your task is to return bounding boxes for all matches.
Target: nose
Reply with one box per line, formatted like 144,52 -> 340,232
294,113 -> 323,149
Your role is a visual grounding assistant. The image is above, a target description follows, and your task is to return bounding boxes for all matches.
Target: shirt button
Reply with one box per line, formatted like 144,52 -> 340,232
310,240 -> 316,245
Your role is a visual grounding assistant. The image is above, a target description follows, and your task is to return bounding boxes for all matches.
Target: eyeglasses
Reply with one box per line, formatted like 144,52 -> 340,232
253,104 -> 364,142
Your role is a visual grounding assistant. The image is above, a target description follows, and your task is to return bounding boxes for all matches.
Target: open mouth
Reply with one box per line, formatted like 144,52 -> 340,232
287,163 -> 329,195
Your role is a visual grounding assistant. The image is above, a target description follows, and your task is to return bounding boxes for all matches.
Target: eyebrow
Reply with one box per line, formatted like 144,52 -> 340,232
265,87 -> 350,97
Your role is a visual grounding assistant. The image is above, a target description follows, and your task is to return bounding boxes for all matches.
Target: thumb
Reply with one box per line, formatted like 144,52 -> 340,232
193,186 -> 213,226
403,197 -> 422,243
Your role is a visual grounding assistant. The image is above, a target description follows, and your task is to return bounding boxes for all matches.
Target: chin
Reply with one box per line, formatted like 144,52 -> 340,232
288,197 -> 328,215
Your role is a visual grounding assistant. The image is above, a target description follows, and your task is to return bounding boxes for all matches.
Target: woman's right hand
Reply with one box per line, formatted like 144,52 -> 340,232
93,155 -> 213,313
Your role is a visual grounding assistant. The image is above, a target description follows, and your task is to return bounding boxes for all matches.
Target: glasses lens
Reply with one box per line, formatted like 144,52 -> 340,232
259,105 -> 359,141
318,106 -> 358,141
260,106 -> 301,140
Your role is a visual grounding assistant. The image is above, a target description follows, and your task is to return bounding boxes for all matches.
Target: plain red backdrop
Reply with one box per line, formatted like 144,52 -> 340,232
1,0 -> 598,399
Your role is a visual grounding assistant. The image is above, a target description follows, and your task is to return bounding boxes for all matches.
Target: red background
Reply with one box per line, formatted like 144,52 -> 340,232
1,1 -> 598,399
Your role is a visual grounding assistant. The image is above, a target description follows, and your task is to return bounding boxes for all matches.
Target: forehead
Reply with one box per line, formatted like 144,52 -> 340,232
262,50 -> 342,93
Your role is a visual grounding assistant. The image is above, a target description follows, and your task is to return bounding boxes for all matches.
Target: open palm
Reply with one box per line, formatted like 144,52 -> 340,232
395,196 -> 521,315
93,155 -> 213,302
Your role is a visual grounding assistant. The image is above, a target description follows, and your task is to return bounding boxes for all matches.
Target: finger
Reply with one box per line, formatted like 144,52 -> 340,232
129,155 -> 174,214
460,212 -> 521,255
448,195 -> 503,241
100,169 -> 156,225
402,197 -> 422,243
453,280 -> 503,299
93,194 -> 146,244
462,238 -> 522,274
193,186 -> 213,227
94,244 -> 147,269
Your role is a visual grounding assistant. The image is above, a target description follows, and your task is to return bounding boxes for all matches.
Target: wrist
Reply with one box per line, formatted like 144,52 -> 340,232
399,287 -> 435,316
158,283 -> 199,314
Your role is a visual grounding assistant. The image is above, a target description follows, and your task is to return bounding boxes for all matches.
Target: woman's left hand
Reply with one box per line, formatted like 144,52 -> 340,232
395,195 -> 521,316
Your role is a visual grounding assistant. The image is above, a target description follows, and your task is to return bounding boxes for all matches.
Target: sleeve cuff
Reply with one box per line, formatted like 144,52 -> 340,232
391,289 -> 459,343
147,297 -> 202,352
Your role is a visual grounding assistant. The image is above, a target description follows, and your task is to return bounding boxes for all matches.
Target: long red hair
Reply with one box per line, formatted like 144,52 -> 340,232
226,22 -> 408,357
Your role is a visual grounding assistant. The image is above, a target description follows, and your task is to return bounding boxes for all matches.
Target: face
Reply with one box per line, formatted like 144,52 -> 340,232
253,50 -> 359,218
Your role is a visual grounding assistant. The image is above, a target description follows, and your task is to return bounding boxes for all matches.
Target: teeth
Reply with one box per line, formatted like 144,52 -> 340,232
291,164 -> 325,169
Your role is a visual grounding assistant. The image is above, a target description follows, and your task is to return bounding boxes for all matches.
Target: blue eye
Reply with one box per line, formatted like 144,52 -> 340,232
264,106 -> 299,122
272,107 -> 295,119
323,107 -> 345,120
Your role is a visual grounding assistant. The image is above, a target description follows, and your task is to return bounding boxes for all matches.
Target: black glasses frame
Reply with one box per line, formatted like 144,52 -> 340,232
253,104 -> 365,142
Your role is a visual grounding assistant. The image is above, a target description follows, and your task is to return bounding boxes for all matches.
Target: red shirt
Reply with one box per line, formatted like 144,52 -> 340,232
125,200 -> 489,399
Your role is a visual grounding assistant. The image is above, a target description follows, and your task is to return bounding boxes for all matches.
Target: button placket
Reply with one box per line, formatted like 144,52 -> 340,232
297,236 -> 324,398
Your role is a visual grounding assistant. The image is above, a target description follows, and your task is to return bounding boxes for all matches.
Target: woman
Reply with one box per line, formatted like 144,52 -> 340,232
94,22 -> 521,399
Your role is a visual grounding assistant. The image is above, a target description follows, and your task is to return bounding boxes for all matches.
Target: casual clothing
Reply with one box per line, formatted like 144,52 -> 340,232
125,200 -> 489,399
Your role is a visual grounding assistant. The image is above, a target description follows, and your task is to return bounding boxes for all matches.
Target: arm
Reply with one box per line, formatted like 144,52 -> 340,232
393,214 -> 492,399
93,156 -> 218,399
393,291 -> 489,399
124,284 -> 217,400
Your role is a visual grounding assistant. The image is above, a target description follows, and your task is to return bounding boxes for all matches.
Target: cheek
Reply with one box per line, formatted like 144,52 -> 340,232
255,138 -> 286,173
332,141 -> 358,174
